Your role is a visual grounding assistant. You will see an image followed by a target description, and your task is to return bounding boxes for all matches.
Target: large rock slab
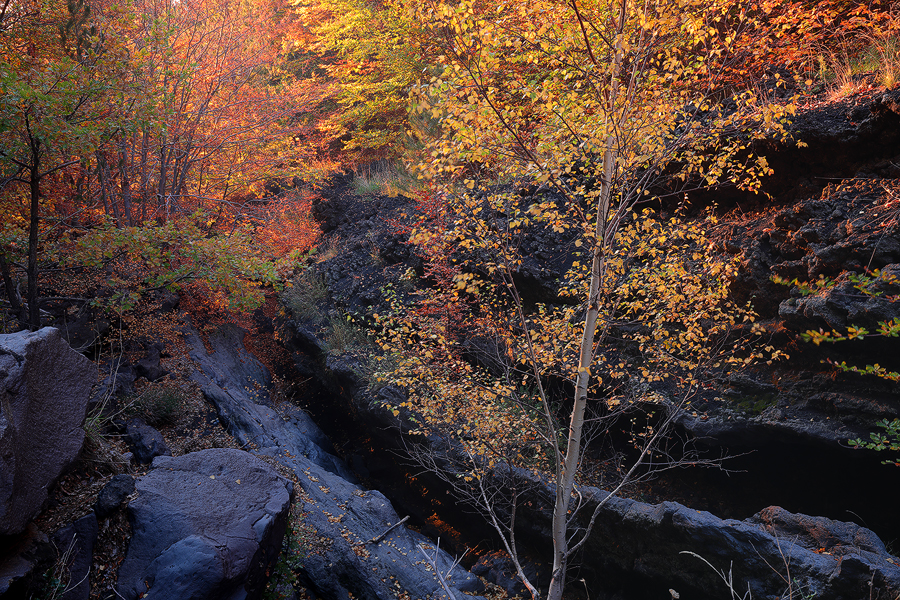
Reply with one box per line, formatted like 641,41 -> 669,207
291,460 -> 486,600
185,322 -> 485,600
0,327 -> 96,536
515,487 -> 900,600
116,449 -> 292,600
184,323 -> 355,481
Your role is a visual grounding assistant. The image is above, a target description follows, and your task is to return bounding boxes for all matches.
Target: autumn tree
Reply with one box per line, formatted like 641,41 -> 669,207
98,0 -> 317,220
0,0 -> 129,328
291,0 -> 435,166
0,0 -> 325,332
374,0 -> 796,598
724,0 -> 899,83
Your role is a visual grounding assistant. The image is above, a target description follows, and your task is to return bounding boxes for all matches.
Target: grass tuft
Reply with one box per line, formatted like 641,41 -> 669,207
125,382 -> 186,427
351,161 -> 418,197
282,271 -> 329,320
323,316 -> 370,353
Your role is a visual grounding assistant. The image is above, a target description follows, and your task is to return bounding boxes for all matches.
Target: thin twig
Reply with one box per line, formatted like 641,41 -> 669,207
367,515 -> 409,545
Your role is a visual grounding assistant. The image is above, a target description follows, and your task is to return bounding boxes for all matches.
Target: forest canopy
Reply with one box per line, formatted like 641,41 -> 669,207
2,1 -> 899,598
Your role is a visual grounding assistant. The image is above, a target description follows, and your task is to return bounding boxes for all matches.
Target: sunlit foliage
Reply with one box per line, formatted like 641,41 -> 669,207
65,213 -> 281,314
0,0 -> 322,330
370,0 -> 801,596
293,0 -> 431,164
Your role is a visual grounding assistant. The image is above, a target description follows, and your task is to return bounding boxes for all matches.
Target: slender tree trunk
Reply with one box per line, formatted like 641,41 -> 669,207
101,150 -> 120,224
96,150 -> 112,221
158,137 -> 169,220
546,1 -> 627,598
27,136 -> 41,330
169,151 -> 182,212
75,168 -> 86,212
118,135 -> 133,226
175,148 -> 191,197
139,128 -> 150,222
171,145 -> 193,213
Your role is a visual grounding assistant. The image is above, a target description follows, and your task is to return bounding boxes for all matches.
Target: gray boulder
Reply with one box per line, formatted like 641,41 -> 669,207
0,327 -> 96,536
116,448 -> 292,600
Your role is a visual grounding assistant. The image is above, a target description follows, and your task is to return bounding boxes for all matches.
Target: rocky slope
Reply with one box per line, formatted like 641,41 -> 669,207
0,320 -> 488,600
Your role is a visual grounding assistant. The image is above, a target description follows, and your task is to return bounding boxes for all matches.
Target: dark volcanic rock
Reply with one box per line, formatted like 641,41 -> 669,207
134,342 -> 167,382
94,474 -> 135,520
53,306 -> 109,353
185,321 -> 272,405
729,184 -> 900,317
0,524 -> 52,597
124,418 -> 170,464
701,87 -> 900,208
472,551 -> 546,597
292,467 -> 486,600
117,448 -> 291,600
49,512 -> 98,600
517,488 -> 900,600
0,328 -> 96,536
779,264 -> 900,332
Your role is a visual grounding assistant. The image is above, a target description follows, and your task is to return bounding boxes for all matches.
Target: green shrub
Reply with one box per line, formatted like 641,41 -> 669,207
850,419 -> 900,466
126,384 -> 186,427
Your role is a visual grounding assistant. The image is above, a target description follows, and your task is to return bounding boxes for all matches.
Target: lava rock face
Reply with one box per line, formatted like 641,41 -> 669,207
539,490 -> 900,600
472,551 -> 547,597
729,182 -> 900,318
293,469 -> 487,600
778,263 -> 900,332
116,448 -> 292,600
0,327 -> 96,536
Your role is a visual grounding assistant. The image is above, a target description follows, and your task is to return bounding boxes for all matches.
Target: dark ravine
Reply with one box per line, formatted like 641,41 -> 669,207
273,87 -> 900,599
279,310 -> 900,600
182,320 -> 489,600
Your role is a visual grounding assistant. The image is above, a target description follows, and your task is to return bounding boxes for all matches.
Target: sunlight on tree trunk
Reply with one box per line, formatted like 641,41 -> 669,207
549,0 -> 627,591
